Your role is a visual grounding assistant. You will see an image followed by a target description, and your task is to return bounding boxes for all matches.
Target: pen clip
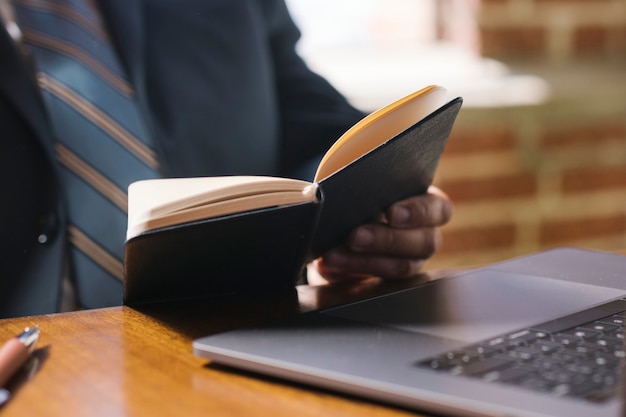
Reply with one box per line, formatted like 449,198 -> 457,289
17,326 -> 40,352
0,388 -> 9,406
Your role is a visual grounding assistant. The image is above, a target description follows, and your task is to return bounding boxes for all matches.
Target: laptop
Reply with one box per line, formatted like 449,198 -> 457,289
193,247 -> 626,417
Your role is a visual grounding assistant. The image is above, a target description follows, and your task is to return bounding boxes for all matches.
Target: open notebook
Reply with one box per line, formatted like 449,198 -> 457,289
124,86 -> 461,305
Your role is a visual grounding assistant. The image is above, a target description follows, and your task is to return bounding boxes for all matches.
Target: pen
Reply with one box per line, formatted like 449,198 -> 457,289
0,326 -> 40,388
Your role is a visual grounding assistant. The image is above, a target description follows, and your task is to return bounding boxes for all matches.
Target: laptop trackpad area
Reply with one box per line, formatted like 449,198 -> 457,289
323,270 -> 625,344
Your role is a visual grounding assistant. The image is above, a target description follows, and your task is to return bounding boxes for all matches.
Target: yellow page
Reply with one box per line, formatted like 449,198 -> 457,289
314,85 -> 448,182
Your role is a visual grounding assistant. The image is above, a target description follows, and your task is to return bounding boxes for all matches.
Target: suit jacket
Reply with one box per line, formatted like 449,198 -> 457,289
0,0 -> 364,317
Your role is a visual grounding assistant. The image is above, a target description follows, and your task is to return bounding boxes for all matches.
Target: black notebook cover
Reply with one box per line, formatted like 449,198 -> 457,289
310,97 -> 463,258
124,201 -> 319,305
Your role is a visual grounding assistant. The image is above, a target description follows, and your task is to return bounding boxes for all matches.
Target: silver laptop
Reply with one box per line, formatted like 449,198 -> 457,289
193,247 -> 626,417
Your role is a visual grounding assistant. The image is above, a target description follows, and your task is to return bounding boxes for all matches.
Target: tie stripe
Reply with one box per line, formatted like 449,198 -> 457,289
55,143 -> 128,212
67,225 -> 124,281
38,73 -> 159,169
21,28 -> 132,96
14,0 -> 107,40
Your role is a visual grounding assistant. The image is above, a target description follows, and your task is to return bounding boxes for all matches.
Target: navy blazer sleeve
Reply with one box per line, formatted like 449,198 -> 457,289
261,0 -> 366,176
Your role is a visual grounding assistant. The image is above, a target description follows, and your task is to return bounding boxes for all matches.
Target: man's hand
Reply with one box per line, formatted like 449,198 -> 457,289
314,186 -> 453,282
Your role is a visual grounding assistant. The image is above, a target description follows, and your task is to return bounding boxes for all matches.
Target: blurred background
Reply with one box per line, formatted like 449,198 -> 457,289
286,0 -> 626,269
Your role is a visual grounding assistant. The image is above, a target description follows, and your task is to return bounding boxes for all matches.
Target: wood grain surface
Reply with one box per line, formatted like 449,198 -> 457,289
0,274 -> 446,417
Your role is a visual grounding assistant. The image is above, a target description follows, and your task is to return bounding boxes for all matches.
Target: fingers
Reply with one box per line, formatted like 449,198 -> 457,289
386,185 -> 453,229
345,186 -> 449,258
321,226 -> 441,279
317,187 -> 453,281
323,224 -> 441,278
347,223 -> 442,258
320,248 -> 428,281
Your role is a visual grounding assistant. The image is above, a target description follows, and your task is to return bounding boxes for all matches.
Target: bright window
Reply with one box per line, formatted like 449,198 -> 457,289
285,0 -> 549,109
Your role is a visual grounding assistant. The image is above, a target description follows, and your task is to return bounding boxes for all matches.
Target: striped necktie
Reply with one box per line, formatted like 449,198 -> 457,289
12,0 -> 160,308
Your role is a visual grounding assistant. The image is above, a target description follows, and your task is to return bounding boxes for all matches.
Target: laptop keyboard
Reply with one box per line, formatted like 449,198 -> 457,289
417,299 -> 626,402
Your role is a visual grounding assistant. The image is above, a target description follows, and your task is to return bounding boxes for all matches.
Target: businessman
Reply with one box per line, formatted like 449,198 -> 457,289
0,0 -> 452,317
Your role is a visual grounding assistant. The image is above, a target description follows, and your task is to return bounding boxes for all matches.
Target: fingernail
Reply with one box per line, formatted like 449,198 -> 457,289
441,200 -> 453,222
352,227 -> 374,250
390,205 -> 410,225
323,250 -> 348,267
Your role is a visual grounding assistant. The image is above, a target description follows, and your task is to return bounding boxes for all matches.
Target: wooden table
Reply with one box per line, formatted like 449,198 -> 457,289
0,273 -> 451,417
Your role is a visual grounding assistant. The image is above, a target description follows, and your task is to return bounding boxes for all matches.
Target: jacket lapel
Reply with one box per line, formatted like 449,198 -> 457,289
0,26 -> 55,153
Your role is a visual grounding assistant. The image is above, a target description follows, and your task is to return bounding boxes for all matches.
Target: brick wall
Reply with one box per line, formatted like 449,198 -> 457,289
477,0 -> 626,62
421,0 -> 626,269
427,62 -> 626,269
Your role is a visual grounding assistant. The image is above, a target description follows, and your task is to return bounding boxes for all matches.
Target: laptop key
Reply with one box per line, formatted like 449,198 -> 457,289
580,322 -> 620,333
529,340 -> 561,354
591,353 -> 621,368
506,329 -> 546,346
562,341 -> 603,355
560,327 -> 602,340
451,355 -> 515,376
601,316 -> 625,326
564,360 -> 599,375
462,345 -> 499,359
552,333 -> 582,346
506,346 -> 539,361
593,336 -> 622,350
